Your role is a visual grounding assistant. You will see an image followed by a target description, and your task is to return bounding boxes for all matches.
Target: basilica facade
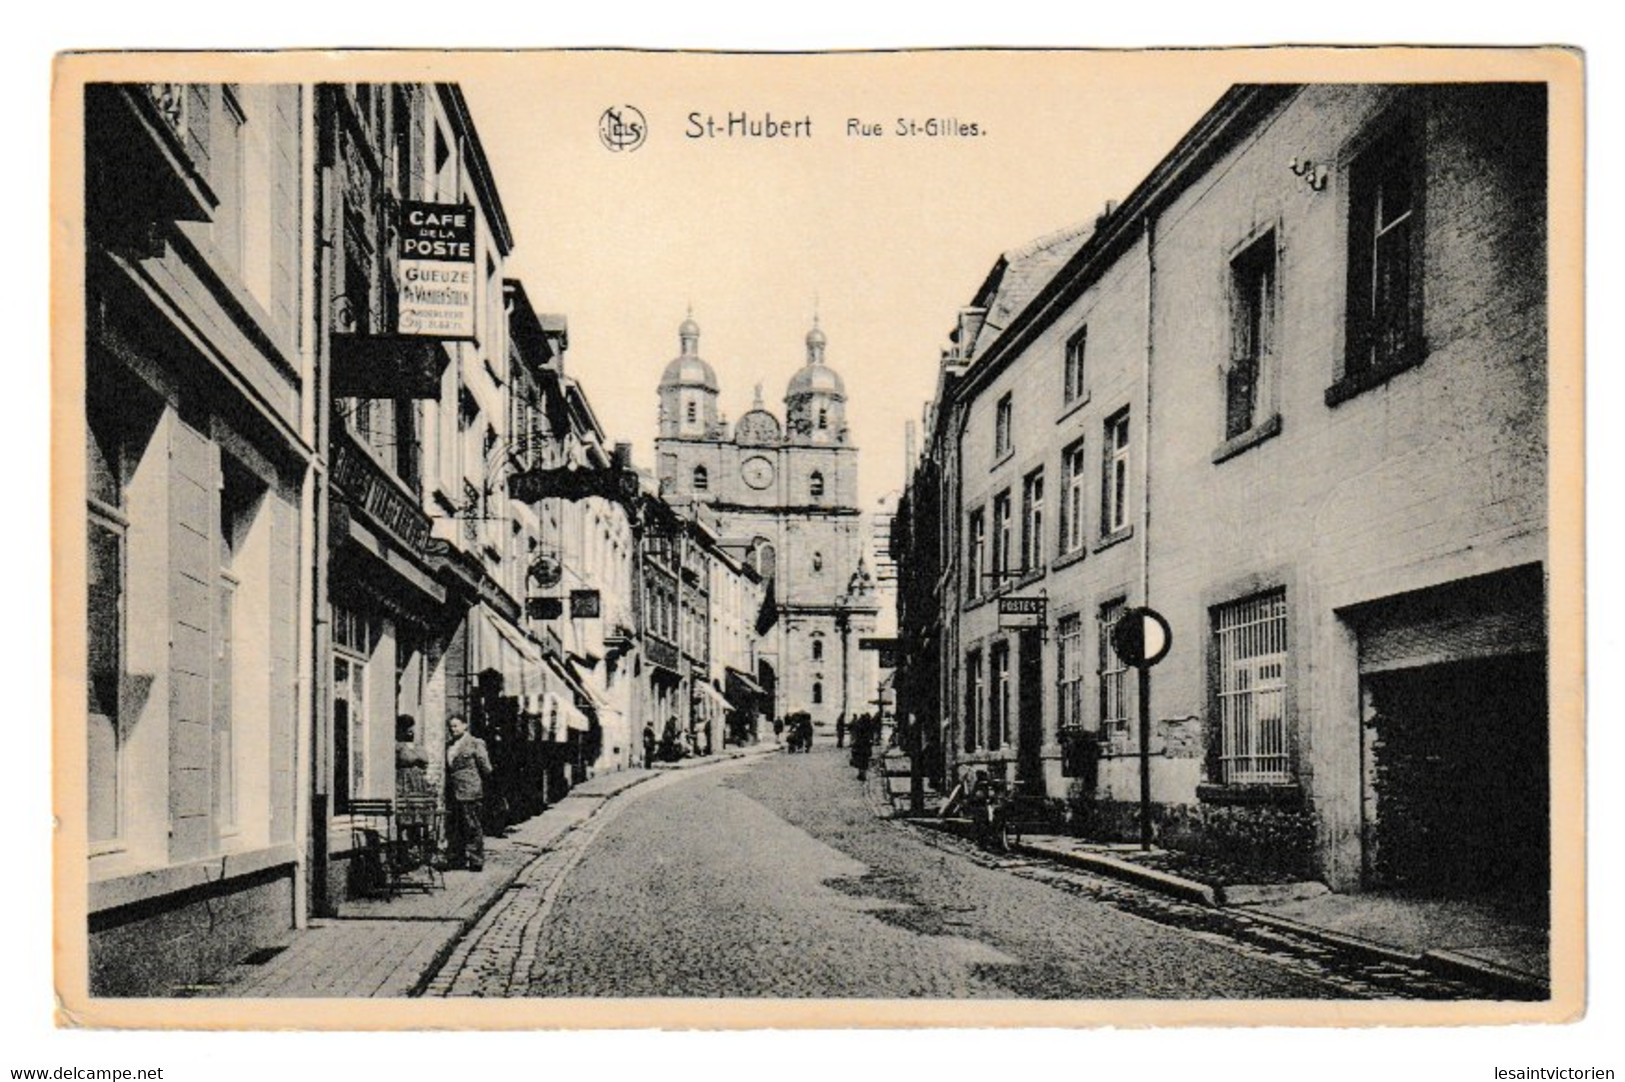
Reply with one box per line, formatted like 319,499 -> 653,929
655,315 -> 879,729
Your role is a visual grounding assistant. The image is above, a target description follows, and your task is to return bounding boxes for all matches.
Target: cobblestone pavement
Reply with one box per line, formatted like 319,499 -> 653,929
425,745 -> 1480,999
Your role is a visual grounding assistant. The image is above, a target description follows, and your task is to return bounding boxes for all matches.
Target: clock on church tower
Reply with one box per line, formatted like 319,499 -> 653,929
741,455 -> 775,490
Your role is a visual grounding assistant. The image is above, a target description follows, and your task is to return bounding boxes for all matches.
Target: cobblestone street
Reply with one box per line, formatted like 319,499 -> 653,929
423,746 -> 1479,999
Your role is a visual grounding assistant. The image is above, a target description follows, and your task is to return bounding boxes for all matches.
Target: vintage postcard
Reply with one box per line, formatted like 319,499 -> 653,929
51,46 -> 1584,1029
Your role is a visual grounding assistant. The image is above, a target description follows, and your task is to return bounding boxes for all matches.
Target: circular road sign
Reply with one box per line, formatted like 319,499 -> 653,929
1111,606 -> 1173,668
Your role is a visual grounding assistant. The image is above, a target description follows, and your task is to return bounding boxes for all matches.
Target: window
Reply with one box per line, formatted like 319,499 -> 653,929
1060,440 -> 1088,556
1343,116 -> 1422,391
1102,410 -> 1130,536
686,399 -> 697,425
1064,326 -> 1088,404
692,465 -> 708,492
994,393 -> 1013,458
332,603 -> 374,812
812,681 -> 823,705
1215,591 -> 1290,784
1228,232 -> 1277,438
1021,469 -> 1044,572
966,509 -> 986,600
992,490 -> 1013,582
812,551 -> 823,574
812,637 -> 824,661
809,471 -> 825,499
1058,614 -> 1084,733
817,406 -> 829,431
1098,600 -> 1129,745
964,650 -> 983,752
989,641 -> 1011,750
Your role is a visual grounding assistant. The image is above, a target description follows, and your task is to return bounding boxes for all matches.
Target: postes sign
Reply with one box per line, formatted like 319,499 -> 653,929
998,595 -> 1046,629
397,201 -> 477,339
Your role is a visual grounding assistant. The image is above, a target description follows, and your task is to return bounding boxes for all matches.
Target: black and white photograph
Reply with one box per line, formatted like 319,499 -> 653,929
49,46 -> 1584,1036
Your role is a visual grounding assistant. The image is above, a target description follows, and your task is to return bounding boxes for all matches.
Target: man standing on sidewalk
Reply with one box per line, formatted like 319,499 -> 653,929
642,720 -> 657,770
445,714 -> 493,872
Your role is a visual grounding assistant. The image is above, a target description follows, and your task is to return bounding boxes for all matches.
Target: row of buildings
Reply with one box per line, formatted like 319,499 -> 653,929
78,80 -> 877,996
892,83 -> 1551,907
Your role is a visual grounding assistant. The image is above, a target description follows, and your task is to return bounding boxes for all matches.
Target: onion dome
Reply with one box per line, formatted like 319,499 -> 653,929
660,312 -> 719,391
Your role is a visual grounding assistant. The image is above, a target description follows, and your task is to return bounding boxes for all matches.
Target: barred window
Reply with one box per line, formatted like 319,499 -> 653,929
1057,614 -> 1085,732
1098,599 -> 1129,745
1214,591 -> 1290,784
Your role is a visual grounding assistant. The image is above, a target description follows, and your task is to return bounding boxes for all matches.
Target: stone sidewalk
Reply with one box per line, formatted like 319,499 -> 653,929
192,745 -> 778,997
881,755 -> 1550,999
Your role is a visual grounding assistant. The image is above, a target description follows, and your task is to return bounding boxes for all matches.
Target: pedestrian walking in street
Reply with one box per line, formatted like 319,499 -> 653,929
836,714 -> 846,748
661,715 -> 681,762
850,714 -> 873,781
444,714 -> 493,872
642,720 -> 657,770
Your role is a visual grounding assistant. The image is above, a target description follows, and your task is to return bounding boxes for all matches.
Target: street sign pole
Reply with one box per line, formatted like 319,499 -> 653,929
1111,606 -> 1172,853
1139,664 -> 1153,850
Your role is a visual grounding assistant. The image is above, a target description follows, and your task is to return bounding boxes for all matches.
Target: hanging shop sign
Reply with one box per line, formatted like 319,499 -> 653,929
528,550 -> 563,589
997,595 -> 1047,630
570,589 -> 602,618
397,201 -> 477,339
526,596 -> 564,621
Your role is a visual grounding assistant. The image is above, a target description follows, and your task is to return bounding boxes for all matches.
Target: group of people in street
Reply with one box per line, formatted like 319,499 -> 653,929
394,712 -> 494,874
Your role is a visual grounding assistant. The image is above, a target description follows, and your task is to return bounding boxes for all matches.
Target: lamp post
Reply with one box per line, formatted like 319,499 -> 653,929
836,592 -> 851,735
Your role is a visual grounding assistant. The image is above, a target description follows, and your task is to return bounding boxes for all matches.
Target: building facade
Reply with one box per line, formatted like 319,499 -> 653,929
899,83 -> 1550,900
84,82 -> 313,994
654,316 -> 878,728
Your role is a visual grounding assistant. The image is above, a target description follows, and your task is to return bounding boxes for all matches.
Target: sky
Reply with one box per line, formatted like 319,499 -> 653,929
457,52 -> 1230,511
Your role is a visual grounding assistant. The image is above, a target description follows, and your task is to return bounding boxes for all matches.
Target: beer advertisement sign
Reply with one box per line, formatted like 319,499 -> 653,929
397,200 -> 477,339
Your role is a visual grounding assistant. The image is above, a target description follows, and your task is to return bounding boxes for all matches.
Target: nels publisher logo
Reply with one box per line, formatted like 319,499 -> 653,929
598,105 -> 647,153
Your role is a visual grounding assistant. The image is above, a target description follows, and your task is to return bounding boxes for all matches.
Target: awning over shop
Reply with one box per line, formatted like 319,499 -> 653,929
542,650 -> 596,731
725,666 -> 765,699
482,607 -> 544,699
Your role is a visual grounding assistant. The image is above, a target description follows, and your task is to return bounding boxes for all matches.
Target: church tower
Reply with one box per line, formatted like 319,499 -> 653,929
651,313 -> 877,731
657,311 -> 720,440
784,316 -> 847,445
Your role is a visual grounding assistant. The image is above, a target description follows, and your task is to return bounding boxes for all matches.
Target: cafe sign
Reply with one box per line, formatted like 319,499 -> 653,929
397,201 -> 477,339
